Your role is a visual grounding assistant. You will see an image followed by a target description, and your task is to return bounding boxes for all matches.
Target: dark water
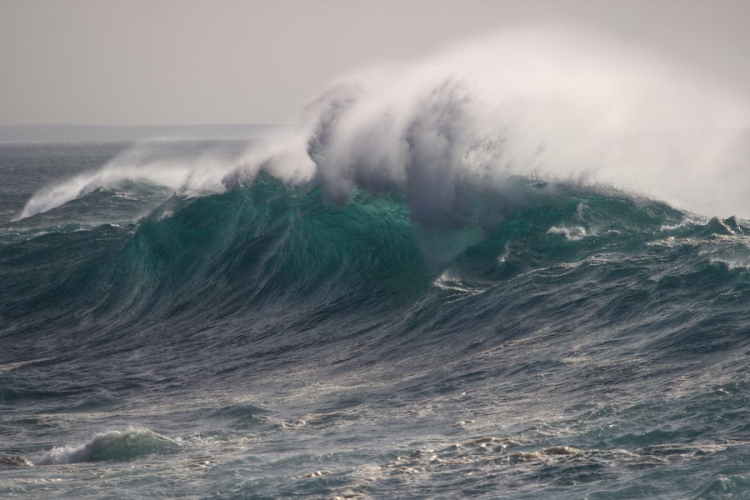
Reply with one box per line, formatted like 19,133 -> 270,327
3,141 -> 750,499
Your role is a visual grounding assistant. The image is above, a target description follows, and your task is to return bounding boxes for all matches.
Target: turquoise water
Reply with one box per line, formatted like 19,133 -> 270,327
2,141 -> 750,499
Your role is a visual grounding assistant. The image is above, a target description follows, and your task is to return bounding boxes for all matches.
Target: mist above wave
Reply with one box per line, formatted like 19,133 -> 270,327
242,26 -> 748,223
17,26 -> 750,224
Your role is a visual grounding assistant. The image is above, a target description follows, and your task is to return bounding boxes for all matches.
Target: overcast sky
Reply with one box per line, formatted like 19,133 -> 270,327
1,0 -> 749,126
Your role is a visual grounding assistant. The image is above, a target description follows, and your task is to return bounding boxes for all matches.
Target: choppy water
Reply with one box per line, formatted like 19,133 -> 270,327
5,25 -> 750,498
3,138 -> 750,499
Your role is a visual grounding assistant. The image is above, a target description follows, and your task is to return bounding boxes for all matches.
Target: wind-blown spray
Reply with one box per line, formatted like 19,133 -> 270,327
18,26 -> 750,223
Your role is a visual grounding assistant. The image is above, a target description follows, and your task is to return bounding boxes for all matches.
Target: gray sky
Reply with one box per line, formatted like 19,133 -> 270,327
1,0 -> 749,126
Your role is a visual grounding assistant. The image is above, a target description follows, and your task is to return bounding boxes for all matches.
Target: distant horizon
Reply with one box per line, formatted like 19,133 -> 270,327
0,124 -> 289,144
0,123 -> 287,127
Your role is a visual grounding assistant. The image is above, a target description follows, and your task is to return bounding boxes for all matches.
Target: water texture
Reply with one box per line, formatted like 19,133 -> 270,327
3,140 -> 750,499
3,29 -> 750,499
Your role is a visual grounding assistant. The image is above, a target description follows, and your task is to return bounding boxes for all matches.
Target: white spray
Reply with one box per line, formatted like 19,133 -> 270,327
17,26 -> 750,223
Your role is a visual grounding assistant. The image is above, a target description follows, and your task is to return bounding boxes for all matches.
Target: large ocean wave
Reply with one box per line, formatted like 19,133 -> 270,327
4,174 -> 750,370
4,26 -> 750,499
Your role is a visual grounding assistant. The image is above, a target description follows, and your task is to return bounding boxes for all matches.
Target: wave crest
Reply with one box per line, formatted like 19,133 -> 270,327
231,27 -> 749,222
15,27 -> 750,225
38,427 -> 180,464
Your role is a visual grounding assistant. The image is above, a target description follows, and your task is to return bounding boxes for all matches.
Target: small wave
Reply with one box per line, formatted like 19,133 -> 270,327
707,216 -> 746,236
38,427 -> 180,464
14,143 -> 234,221
0,456 -> 33,467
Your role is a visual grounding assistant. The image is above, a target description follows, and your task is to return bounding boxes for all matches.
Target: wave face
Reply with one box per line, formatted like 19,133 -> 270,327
4,163 -> 750,498
3,28 -> 750,499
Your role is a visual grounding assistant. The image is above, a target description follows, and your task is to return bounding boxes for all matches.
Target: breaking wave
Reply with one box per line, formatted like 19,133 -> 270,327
16,27 -> 750,225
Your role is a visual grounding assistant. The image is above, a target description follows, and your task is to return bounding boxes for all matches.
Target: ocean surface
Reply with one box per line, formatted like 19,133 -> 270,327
2,136 -> 750,499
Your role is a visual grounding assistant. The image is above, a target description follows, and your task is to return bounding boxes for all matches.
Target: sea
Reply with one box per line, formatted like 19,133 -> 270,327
3,31 -> 750,500
2,134 -> 750,499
